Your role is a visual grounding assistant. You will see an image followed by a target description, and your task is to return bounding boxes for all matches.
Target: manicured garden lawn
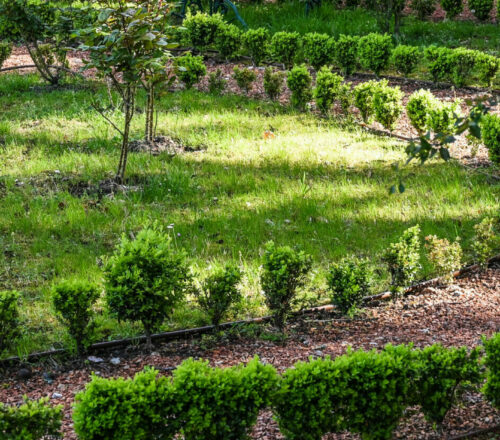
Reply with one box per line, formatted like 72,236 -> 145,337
0,73 -> 498,357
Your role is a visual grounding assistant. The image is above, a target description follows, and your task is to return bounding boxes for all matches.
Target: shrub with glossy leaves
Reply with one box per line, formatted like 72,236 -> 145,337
476,53 -> 500,87
104,226 -> 191,347
73,368 -> 177,440
449,47 -> 478,87
263,67 -> 286,100
287,64 -> 313,110
261,241 -> 312,330
468,0 -> 494,20
195,264 -> 242,327
174,53 -> 207,89
358,33 -> 392,77
270,31 -> 301,68
373,83 -> 404,131
383,225 -> 421,299
425,45 -> 454,83
0,40 -> 12,68
313,66 -> 343,115
392,45 -> 420,76
353,79 -> 380,123
174,356 -> 278,440
302,32 -> 333,70
406,89 -> 436,134
428,99 -> 462,135
0,290 -> 20,355
214,23 -> 241,60
481,113 -> 500,164
183,12 -> 224,53
410,0 -> 437,19
242,27 -> 270,66
425,235 -> 462,284
232,66 -> 257,93
52,280 -> 99,356
335,34 -> 360,75
472,217 -> 499,268
327,257 -> 371,316
483,332 -> 500,409
440,0 -> 463,17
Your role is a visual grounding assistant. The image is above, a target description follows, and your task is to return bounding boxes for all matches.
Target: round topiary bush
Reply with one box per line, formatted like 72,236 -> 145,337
482,113 -> 500,164
468,0 -> 494,20
357,33 -> 393,77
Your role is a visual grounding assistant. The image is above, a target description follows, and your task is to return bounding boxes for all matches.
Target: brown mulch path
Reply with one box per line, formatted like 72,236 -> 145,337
1,268 -> 499,439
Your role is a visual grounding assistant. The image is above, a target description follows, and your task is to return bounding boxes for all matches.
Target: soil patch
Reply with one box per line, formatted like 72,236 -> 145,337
129,135 -> 204,156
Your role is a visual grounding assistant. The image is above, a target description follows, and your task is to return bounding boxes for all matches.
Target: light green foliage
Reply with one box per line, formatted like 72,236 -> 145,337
440,0 -> 463,18
287,64 -> 313,110
425,45 -> 454,83
357,33 -> 392,77
242,27 -> 270,66
183,12 -> 224,53
468,0 -> 494,20
313,66 -> 343,115
428,98 -> 462,135
425,235 -> 462,284
449,47 -> 478,87
263,67 -> 285,100
373,83 -> 404,131
302,32 -> 333,70
327,257 -> 371,315
175,53 -> 207,89
0,40 -> 12,68
270,31 -> 301,68
208,68 -> 226,95
261,241 -> 312,330
392,45 -> 420,76
73,368 -> 177,440
0,290 -> 20,355
410,0 -> 438,19
0,397 -> 62,440
335,34 -> 360,75
483,333 -> 500,409
104,226 -> 191,344
481,113 -> 500,164
195,264 -> 242,326
472,217 -> 500,267
214,23 -> 242,60
384,225 -> 421,299
476,53 -> 500,87
174,357 -> 278,440
406,89 -> 437,134
52,280 -> 99,355
232,66 -> 257,93
353,79 -> 380,123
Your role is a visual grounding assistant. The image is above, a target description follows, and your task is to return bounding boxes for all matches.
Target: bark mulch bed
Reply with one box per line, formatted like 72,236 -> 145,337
1,267 -> 499,439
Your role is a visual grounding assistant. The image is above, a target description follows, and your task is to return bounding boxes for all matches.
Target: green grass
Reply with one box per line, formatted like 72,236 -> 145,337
0,73 -> 499,358
237,1 -> 500,55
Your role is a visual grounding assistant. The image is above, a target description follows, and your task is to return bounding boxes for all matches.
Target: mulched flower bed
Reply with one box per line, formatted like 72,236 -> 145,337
1,267 -> 499,439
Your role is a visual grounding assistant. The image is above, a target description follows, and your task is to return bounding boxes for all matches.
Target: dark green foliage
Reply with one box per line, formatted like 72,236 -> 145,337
373,82 -> 404,131
383,225 -> 421,299
440,0 -> 463,18
327,258 -> 371,316
410,0 -> 438,19
263,67 -> 286,100
483,333 -> 500,409
183,12 -> 224,53
482,113 -> 500,164
195,264 -> 242,326
302,33 -> 333,70
73,368 -> 177,440
174,357 -> 278,440
104,226 -> 191,346
345,0 -> 361,7
448,47 -> 477,87
232,66 -> 257,93
52,280 -> 99,355
313,66 -> 343,115
0,397 -> 63,440
476,53 -> 500,87
353,79 -> 380,123
424,45 -> 454,83
392,45 -> 420,76
261,241 -> 312,330
208,68 -> 226,95
357,33 -> 392,77
335,34 -> 359,75
287,64 -> 313,110
174,53 -> 207,89
468,0 -> 494,20
0,40 -> 12,68
0,290 -> 20,355
242,27 -> 270,66
214,23 -> 241,60
412,345 -> 482,425
270,31 -> 301,68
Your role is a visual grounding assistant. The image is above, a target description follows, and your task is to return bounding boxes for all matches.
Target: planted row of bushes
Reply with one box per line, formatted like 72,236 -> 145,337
180,13 -> 500,88
1,217 -> 498,358
3,335 -> 499,439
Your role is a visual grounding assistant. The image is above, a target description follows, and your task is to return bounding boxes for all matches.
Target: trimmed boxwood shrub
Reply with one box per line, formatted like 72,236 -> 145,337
302,32 -> 333,70
242,27 -> 270,66
373,82 -> 404,131
468,0 -> 494,20
392,45 -> 420,77
73,368 -> 177,440
52,280 -> 99,356
410,0 -> 438,19
425,45 -> 454,83
104,226 -> 191,348
353,79 -> 380,123
0,40 -> 12,69
335,34 -> 360,75
287,64 -> 313,111
263,67 -> 286,100
440,0 -> 463,18
174,356 -> 278,440
214,23 -> 241,60
183,12 -> 224,53
449,47 -> 478,87
482,113 -> 500,164
425,235 -> 462,285
208,68 -> 226,95
232,66 -> 257,93
270,31 -> 301,69
313,66 -> 343,115
0,290 -> 20,355
428,99 -> 462,135
358,33 -> 392,77
174,53 -> 207,89
476,53 -> 500,87
0,397 -> 63,440
406,89 -> 436,134
483,333 -> 500,409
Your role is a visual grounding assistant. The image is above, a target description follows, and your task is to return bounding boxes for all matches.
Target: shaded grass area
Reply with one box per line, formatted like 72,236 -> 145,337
237,1 -> 500,55
0,73 -> 498,357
